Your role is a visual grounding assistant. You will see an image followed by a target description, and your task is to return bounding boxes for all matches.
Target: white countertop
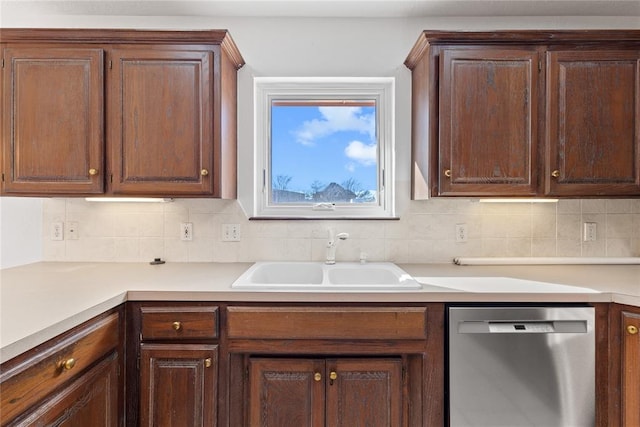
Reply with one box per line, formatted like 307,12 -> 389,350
1,261 -> 639,363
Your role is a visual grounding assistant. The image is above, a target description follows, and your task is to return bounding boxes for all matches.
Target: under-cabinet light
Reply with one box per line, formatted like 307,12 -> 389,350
477,198 -> 559,203
84,197 -> 174,203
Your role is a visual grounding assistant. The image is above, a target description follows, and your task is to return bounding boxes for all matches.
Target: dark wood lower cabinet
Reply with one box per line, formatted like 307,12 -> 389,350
139,344 -> 218,427
12,352 -> 119,426
248,357 -> 402,427
0,308 -> 123,427
621,309 -> 640,427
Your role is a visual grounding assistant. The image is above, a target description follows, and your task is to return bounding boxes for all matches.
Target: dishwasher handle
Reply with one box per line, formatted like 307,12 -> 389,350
458,320 -> 589,334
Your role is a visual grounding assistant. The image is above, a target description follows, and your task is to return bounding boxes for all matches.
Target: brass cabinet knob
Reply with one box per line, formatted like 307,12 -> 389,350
172,321 -> 182,331
60,358 -> 76,371
314,372 -> 322,382
551,170 -> 560,178
204,358 -> 212,368
89,168 -> 98,176
628,325 -> 639,335
200,169 -> 209,176
444,169 -> 452,178
329,371 -> 338,381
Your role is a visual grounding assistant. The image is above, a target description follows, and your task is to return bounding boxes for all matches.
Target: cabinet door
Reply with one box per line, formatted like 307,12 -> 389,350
140,344 -> 218,427
248,358 -> 403,427
438,48 -> 541,196
12,352 -> 119,426
546,50 -> 640,196
108,48 -> 214,195
1,46 -> 104,194
248,358 -> 325,427
622,310 -> 640,427
326,358 -> 403,427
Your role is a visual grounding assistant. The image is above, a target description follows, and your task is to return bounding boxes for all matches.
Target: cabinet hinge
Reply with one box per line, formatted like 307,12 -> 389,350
262,169 -> 266,193
137,357 -> 140,370
538,60 -> 542,72
245,367 -> 249,380
1,173 -> 4,182
109,60 -> 112,70
1,58 -> 4,68
402,367 -> 406,382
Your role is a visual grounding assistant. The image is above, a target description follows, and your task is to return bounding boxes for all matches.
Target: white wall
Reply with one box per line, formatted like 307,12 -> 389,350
0,198 -> 43,269
1,10 -> 639,265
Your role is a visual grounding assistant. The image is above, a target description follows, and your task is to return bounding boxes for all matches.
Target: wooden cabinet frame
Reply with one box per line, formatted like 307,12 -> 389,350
0,29 -> 244,198
225,303 -> 445,427
405,30 -> 640,198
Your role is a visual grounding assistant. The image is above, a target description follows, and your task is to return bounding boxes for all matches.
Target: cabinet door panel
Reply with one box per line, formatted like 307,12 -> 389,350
109,48 -> 214,195
326,358 -> 403,427
2,47 -> 104,194
248,358 -> 324,427
622,310 -> 640,427
439,48 -> 540,196
546,50 -> 640,196
140,344 -> 217,427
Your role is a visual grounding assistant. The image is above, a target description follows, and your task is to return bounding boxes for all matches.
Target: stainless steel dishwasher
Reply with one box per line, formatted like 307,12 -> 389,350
448,305 -> 595,427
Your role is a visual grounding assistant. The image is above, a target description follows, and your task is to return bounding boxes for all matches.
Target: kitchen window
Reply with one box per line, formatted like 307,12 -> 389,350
253,77 -> 395,218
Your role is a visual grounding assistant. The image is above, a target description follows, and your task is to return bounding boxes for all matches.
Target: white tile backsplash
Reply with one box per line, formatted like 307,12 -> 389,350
42,198 -> 640,262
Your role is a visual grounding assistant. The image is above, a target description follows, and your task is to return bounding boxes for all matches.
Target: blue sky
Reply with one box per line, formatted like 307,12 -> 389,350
271,104 -> 377,195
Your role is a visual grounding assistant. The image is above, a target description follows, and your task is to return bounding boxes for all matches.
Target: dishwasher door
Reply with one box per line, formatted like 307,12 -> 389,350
448,306 -> 595,427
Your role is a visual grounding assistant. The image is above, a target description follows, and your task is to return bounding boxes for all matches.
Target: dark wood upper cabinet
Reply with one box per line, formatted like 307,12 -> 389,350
438,47 -> 541,196
1,46 -> 104,194
108,48 -> 215,195
0,29 -> 244,198
546,49 -> 640,196
405,30 -> 640,198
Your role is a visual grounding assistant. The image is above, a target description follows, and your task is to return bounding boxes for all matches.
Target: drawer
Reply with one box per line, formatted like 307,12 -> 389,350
140,306 -> 218,340
0,311 -> 120,425
227,306 -> 428,340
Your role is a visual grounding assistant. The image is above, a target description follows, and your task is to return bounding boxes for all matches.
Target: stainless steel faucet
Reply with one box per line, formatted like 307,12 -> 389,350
325,228 -> 349,264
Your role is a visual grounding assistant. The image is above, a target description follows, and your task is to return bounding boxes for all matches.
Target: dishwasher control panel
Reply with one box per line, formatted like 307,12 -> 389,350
488,321 -> 555,333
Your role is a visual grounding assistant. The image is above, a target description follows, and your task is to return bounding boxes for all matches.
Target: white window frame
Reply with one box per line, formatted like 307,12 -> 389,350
253,77 -> 395,219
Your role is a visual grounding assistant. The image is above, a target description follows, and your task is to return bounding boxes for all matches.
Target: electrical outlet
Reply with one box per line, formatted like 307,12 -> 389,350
222,224 -> 241,242
583,222 -> 597,242
180,223 -> 193,241
455,224 -> 468,243
51,222 -> 64,241
66,221 -> 79,240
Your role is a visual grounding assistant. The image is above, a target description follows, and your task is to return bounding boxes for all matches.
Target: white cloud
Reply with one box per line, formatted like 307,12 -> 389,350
345,140 -> 376,166
294,106 -> 375,146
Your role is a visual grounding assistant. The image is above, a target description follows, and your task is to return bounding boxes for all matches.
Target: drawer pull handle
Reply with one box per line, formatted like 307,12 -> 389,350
444,169 -> 452,178
89,168 -> 99,176
205,358 -> 212,368
172,321 -> 182,331
551,170 -> 560,178
628,325 -> 639,335
60,358 -> 76,371
314,372 -> 322,382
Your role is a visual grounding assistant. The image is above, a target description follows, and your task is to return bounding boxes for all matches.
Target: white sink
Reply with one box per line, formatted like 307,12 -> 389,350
232,262 -> 422,292
415,276 -> 601,293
